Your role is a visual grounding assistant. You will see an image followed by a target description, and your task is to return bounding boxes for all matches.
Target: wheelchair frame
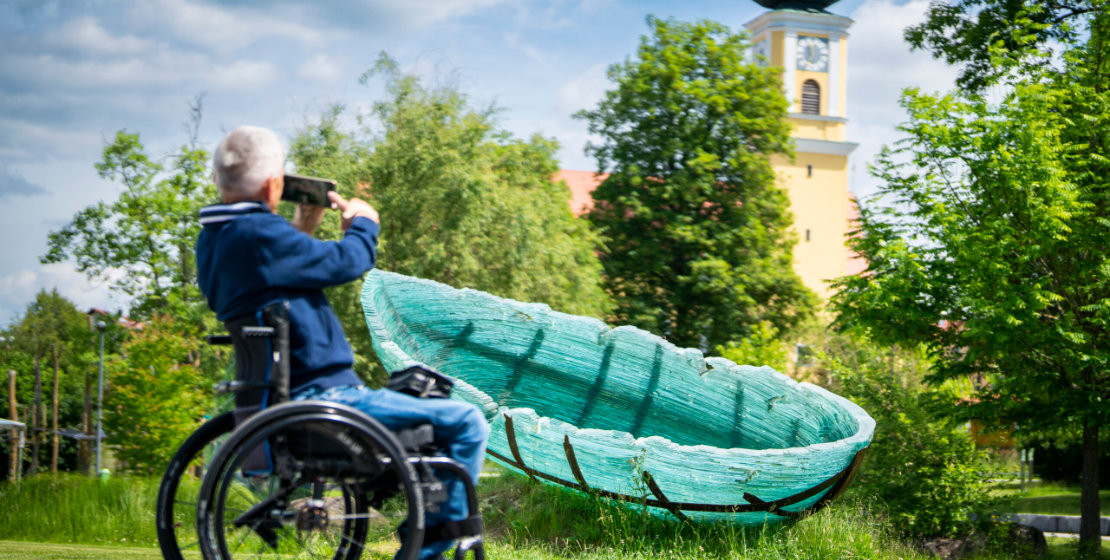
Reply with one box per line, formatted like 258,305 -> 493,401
156,302 -> 485,560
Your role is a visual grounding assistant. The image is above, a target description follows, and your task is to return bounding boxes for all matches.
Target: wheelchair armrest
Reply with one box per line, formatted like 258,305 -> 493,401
215,380 -> 277,394
241,326 -> 276,338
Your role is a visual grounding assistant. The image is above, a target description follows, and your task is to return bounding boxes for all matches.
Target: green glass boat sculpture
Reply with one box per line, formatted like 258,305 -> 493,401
362,270 -> 875,524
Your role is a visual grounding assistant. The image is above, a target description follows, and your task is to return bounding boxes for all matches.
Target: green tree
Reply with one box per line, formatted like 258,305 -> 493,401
103,315 -> 207,475
905,0 -> 1099,92
833,6 -> 1110,552
35,102 -> 231,475
286,110 -> 379,379
41,100 -> 215,324
0,290 -> 97,476
289,57 -> 612,382
579,16 -> 816,351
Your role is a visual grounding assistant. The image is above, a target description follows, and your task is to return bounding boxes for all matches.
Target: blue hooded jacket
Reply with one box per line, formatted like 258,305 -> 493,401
195,201 -> 379,392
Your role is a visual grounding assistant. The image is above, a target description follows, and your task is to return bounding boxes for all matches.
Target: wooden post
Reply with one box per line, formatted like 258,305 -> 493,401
8,371 -> 17,482
51,345 -> 59,474
1019,448 -> 1027,493
80,370 -> 91,474
1079,423 -> 1101,558
31,354 -> 41,475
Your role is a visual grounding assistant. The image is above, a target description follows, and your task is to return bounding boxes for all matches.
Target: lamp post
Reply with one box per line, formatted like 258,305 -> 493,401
94,320 -> 106,475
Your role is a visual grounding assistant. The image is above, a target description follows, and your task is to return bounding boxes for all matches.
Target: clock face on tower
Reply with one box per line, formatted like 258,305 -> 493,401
797,36 -> 829,72
753,39 -> 770,65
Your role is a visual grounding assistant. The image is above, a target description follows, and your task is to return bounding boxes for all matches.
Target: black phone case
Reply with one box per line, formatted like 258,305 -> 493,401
282,174 -> 336,207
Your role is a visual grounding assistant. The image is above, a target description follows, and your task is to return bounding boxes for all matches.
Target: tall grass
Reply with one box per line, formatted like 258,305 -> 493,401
4,466 -> 1081,559
479,466 -> 931,559
0,474 -> 159,547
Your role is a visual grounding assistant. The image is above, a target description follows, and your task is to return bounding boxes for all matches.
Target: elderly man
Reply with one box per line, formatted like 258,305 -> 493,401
196,125 -> 488,560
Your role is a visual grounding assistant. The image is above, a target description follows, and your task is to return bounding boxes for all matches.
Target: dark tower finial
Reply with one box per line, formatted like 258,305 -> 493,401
753,0 -> 840,12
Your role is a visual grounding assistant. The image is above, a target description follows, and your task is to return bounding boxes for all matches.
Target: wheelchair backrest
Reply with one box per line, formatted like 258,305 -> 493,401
224,301 -> 291,474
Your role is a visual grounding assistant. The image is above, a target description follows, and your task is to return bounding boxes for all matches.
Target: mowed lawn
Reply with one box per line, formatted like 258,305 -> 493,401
3,538 -> 1108,560
1012,486 -> 1110,517
0,541 -> 182,559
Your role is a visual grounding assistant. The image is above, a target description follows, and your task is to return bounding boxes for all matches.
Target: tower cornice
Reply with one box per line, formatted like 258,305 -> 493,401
744,10 -> 853,37
794,137 -> 858,156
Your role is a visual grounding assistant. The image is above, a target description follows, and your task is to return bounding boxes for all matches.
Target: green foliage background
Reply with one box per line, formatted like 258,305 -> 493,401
103,317 -> 208,475
834,1 -> 1110,553
580,16 -> 816,351
290,56 -> 611,383
41,101 -> 215,325
821,332 -> 1002,538
0,290 -> 99,477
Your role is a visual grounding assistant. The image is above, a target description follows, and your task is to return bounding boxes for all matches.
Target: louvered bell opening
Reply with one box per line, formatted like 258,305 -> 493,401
801,80 -> 820,115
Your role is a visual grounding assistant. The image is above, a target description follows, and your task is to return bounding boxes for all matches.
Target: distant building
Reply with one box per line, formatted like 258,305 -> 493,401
86,308 -> 142,331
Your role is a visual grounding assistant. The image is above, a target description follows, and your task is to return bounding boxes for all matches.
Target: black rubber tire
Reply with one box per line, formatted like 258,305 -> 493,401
196,401 -> 425,560
156,412 -> 236,560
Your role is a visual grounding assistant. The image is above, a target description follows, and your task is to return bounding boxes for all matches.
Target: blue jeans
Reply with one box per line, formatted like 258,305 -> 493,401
293,383 -> 489,560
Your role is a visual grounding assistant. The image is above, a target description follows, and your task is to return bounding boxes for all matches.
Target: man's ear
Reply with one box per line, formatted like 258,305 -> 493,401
261,175 -> 283,211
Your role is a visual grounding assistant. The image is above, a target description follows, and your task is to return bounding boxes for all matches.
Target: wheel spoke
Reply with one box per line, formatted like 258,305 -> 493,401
229,524 -> 254,553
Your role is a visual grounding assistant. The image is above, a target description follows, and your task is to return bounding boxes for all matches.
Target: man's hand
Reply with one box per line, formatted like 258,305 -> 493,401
291,203 -> 327,235
329,191 -> 379,232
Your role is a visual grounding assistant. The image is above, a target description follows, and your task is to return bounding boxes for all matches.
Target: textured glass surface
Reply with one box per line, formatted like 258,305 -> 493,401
362,270 -> 875,523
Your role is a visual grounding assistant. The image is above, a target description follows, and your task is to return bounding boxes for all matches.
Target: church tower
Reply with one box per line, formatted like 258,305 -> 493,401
745,2 -> 857,300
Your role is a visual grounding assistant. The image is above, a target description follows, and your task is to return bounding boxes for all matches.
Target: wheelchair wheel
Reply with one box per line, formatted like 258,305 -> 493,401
157,411 -> 236,560
196,401 -> 425,560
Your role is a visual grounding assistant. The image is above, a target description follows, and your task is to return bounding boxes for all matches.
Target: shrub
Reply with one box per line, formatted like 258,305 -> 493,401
816,329 -> 1004,538
717,321 -> 789,372
104,316 -> 209,475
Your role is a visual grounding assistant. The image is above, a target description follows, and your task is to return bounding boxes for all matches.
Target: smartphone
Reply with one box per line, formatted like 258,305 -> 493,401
281,174 -> 336,207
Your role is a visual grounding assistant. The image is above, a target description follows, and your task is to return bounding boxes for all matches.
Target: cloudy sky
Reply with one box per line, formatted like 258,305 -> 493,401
0,0 -> 957,325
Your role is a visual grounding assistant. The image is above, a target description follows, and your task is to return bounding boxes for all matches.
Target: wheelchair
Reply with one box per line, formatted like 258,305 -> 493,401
156,303 -> 485,560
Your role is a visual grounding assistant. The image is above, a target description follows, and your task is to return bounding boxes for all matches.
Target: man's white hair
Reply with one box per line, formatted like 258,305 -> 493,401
212,126 -> 285,198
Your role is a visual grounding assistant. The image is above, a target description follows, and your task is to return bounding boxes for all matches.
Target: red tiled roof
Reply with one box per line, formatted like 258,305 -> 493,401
845,193 -> 867,276
87,308 -> 143,330
554,169 -> 608,217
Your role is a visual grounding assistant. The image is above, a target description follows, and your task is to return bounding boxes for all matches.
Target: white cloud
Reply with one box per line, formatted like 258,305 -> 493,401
575,0 -> 613,13
547,62 -> 610,169
207,59 -> 281,91
503,31 -> 548,67
1,47 -> 277,93
557,62 -> 607,115
42,16 -> 155,56
297,54 -> 344,84
0,117 -> 101,160
124,0 -> 326,53
845,0 -> 959,199
377,0 -> 510,28
0,263 -> 126,326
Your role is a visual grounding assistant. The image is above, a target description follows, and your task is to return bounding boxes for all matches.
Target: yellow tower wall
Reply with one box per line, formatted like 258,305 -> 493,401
770,151 -> 852,300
